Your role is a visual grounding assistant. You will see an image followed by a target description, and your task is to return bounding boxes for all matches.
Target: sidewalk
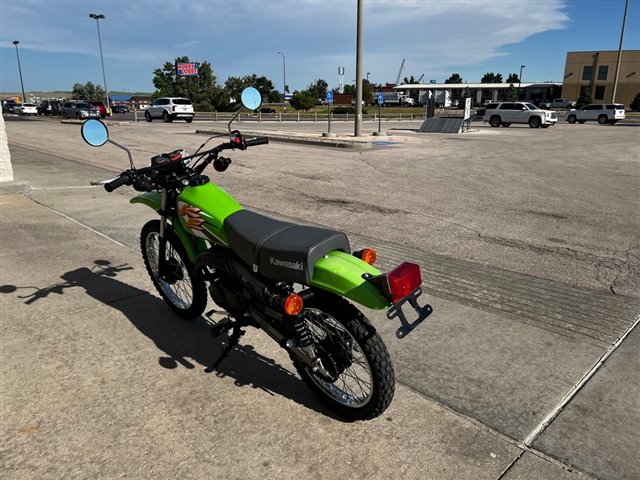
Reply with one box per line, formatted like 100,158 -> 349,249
1,139 -> 638,479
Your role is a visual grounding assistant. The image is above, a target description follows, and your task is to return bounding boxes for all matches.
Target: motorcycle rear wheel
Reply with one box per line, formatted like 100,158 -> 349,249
291,293 -> 395,420
140,220 -> 207,319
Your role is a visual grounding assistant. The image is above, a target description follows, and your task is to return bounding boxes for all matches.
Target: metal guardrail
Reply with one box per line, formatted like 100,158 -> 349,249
132,111 -> 431,122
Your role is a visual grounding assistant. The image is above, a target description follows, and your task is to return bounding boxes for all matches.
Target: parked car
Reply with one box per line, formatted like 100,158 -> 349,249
15,103 -> 38,116
3,100 -> 18,113
539,98 -> 576,109
484,102 -> 557,128
38,100 -> 62,116
112,104 -> 129,114
566,104 -> 625,125
144,97 -> 194,123
61,101 -> 101,120
89,101 -> 108,118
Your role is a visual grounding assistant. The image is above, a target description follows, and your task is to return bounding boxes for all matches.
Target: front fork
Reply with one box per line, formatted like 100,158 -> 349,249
157,188 -> 171,280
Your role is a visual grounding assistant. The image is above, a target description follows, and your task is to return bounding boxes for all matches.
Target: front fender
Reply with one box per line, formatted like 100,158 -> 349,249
130,192 -> 203,262
310,251 -> 390,310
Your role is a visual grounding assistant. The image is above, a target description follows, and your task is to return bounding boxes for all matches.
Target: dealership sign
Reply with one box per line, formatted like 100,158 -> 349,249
176,62 -> 199,76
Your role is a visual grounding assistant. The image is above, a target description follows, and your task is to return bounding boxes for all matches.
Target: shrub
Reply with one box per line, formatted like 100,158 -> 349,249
630,92 -> 640,112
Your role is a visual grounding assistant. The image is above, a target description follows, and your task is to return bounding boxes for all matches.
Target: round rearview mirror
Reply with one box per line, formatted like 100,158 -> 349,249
81,119 -> 109,147
241,87 -> 262,111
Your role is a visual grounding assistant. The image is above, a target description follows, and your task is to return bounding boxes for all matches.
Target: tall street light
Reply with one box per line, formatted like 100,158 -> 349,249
12,41 -> 26,103
277,51 -> 286,106
89,13 -> 110,115
519,64 -> 525,88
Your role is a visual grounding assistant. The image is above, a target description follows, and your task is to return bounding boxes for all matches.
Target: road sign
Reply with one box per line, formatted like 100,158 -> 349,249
377,93 -> 384,105
326,91 -> 334,104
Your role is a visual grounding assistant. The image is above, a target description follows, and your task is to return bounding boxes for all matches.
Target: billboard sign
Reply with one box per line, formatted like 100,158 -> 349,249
176,62 -> 199,76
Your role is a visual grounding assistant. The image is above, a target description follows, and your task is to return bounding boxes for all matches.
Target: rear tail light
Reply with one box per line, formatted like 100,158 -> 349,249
387,262 -> 422,304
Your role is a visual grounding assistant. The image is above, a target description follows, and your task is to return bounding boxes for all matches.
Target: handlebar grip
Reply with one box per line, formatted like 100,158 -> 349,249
244,137 -> 269,148
105,173 -> 131,192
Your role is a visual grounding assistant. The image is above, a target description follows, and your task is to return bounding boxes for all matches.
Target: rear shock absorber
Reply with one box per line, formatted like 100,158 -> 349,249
294,318 -> 314,348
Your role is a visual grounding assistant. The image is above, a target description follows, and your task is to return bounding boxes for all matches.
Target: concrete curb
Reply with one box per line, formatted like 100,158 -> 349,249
195,128 -> 375,149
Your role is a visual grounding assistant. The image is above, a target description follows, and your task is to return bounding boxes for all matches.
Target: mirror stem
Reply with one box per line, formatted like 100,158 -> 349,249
107,139 -> 135,169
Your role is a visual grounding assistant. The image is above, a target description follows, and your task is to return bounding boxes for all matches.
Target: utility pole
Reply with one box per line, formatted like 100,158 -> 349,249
12,41 -> 26,103
354,0 -> 363,137
89,14 -> 110,115
612,0 -> 629,103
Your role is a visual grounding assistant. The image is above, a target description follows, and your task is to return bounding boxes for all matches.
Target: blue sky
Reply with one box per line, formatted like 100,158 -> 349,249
1,0 -> 638,95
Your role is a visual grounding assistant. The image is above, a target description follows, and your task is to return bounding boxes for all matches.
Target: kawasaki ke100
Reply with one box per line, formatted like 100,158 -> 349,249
80,87 -> 433,420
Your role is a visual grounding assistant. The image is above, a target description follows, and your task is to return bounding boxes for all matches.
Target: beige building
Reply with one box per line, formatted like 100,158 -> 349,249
562,50 -> 640,108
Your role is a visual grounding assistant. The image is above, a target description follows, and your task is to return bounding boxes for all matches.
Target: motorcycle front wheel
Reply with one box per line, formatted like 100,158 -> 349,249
140,220 -> 207,319
291,293 -> 395,421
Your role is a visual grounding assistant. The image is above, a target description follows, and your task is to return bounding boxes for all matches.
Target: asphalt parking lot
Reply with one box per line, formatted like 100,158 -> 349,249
1,114 -> 639,479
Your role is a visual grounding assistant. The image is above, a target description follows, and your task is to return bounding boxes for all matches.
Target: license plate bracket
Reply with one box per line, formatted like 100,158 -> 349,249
386,287 -> 433,339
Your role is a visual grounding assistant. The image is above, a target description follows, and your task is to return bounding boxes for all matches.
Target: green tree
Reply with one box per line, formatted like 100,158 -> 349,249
506,73 -> 520,84
445,73 -> 463,84
289,91 -> 316,111
576,86 -> 593,108
152,56 -> 223,111
481,72 -> 504,83
71,81 -> 105,101
630,91 -> 640,111
506,83 -> 518,101
306,79 -> 329,102
224,74 -> 278,107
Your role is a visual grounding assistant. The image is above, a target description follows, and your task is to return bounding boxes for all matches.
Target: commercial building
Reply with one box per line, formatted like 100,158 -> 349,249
561,50 -> 640,107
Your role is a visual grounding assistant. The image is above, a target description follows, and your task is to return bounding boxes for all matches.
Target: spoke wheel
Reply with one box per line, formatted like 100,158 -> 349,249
140,220 -> 206,319
291,293 -> 394,420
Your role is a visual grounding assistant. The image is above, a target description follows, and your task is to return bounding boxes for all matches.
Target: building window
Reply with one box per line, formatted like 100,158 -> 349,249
582,66 -> 593,81
598,66 -> 609,81
594,86 -> 606,100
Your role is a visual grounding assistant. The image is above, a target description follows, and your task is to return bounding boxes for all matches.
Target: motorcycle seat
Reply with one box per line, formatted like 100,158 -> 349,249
224,209 -> 350,284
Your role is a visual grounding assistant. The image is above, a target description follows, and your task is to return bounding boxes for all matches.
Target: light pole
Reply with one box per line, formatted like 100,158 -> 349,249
89,13 -> 110,115
519,65 -> 525,88
12,41 -> 26,103
367,72 -> 370,82
277,51 -> 286,106
612,0 -> 629,102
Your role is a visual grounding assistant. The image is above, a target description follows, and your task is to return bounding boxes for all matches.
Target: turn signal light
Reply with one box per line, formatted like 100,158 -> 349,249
354,248 -> 377,266
387,262 -> 422,304
284,293 -> 304,316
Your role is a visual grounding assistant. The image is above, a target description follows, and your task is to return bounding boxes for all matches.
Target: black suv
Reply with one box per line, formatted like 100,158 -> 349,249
38,100 -> 62,116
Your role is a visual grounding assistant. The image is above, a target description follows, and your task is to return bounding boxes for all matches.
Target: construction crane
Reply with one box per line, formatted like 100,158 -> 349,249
417,74 -> 425,83
395,58 -> 406,85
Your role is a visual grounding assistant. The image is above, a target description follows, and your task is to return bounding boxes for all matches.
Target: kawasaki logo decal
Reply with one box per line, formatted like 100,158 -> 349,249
270,257 -> 304,271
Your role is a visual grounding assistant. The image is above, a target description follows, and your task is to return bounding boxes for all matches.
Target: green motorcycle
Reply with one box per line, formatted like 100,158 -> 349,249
81,87 -> 432,420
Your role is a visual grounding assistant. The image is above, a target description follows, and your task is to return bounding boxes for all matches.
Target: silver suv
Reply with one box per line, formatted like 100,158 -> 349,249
484,102 -> 557,128
61,101 -> 101,120
145,97 -> 194,123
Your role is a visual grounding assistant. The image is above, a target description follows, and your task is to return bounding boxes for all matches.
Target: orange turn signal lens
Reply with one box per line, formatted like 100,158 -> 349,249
284,293 -> 304,316
360,248 -> 377,266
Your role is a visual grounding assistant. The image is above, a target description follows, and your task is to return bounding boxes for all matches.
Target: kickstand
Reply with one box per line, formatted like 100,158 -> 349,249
206,327 -> 245,373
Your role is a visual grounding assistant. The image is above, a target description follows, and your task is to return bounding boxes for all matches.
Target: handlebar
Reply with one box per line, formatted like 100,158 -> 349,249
99,132 -> 268,193
244,137 -> 269,148
104,173 -> 132,192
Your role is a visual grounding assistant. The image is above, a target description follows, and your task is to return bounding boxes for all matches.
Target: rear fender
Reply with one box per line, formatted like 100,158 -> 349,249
130,192 -> 205,262
310,251 -> 390,310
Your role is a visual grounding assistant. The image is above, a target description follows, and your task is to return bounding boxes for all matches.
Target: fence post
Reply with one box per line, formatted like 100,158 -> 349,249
279,112 -> 282,122
297,112 -> 300,122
